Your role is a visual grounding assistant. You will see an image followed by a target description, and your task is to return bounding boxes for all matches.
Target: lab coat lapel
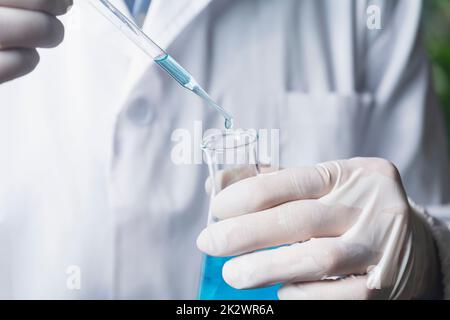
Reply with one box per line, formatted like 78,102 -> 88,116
142,0 -> 213,48
118,0 -> 214,104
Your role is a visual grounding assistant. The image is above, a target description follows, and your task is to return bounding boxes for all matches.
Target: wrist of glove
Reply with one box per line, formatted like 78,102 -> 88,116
397,199 -> 442,299
197,158 -> 442,299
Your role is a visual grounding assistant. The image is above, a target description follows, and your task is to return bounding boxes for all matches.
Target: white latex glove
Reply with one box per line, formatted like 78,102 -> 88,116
197,158 -> 442,299
0,0 -> 72,83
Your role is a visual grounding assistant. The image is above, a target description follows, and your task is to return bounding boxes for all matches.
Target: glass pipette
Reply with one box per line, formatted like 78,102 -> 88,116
86,0 -> 234,129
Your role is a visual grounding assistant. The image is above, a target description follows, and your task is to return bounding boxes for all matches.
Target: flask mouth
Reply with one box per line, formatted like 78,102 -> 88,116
201,130 -> 258,152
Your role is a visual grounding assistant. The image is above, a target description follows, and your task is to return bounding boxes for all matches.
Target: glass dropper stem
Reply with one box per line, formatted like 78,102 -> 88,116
86,0 -> 165,59
86,0 -> 234,129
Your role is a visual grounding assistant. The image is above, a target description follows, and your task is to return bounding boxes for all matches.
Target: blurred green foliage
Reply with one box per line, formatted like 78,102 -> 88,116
423,0 -> 450,140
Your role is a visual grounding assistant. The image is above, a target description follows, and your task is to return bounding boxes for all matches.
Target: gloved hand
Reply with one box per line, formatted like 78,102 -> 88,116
0,0 -> 73,83
197,158 -> 442,299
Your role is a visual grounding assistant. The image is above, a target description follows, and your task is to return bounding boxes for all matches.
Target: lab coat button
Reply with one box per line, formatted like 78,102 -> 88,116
126,98 -> 155,126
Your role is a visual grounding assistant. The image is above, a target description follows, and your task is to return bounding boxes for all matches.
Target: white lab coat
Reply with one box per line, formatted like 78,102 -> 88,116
0,0 -> 449,299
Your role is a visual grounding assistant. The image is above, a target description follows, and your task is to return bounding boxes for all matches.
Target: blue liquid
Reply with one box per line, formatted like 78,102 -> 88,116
198,255 -> 280,300
192,86 -> 234,130
224,118 -> 234,129
154,54 -> 191,86
155,54 -> 234,130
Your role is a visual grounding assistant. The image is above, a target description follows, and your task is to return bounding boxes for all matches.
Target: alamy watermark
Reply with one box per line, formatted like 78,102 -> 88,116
170,121 -> 280,169
367,4 -> 382,30
66,265 -> 81,291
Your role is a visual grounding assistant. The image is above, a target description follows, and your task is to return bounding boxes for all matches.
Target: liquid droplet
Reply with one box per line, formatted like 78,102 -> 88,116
225,118 -> 234,130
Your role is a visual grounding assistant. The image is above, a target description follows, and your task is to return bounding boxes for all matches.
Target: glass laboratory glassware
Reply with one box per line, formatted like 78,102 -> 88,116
198,129 -> 280,300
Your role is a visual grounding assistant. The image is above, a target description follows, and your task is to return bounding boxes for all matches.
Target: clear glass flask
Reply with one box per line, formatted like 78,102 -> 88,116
198,129 -> 280,300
